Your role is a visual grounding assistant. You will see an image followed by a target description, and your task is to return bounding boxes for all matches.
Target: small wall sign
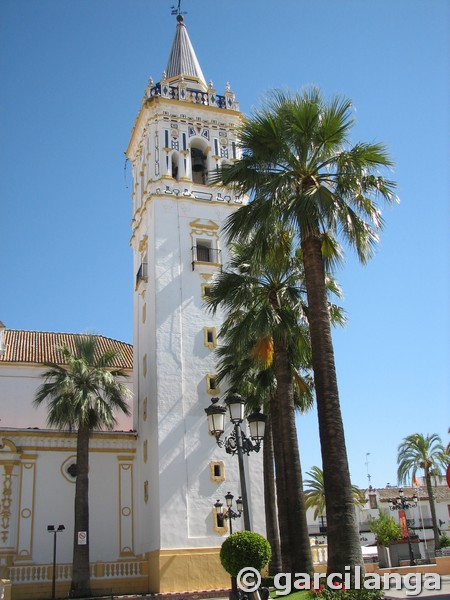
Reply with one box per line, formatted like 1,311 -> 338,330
77,531 -> 87,545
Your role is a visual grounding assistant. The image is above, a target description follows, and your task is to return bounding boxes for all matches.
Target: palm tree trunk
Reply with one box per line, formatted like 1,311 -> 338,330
263,416 -> 282,575
301,232 -> 363,576
425,471 -> 441,550
71,422 -> 91,597
271,343 -> 313,574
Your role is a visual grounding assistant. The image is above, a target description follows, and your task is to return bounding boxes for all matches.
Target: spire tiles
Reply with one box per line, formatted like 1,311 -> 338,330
165,15 -> 206,89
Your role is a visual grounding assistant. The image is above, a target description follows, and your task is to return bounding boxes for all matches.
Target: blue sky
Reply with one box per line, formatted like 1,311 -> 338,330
1,0 -> 449,489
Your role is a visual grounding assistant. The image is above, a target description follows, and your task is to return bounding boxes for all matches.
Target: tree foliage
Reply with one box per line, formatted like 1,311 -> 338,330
397,432 -> 449,549
304,466 -> 366,520
214,87 -> 397,575
369,510 -> 402,547
220,531 -> 271,577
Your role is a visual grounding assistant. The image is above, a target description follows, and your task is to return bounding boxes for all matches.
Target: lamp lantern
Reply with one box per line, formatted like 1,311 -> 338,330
247,408 -> 267,441
205,398 -> 227,439
225,491 -> 234,508
236,496 -> 243,515
225,392 -> 245,424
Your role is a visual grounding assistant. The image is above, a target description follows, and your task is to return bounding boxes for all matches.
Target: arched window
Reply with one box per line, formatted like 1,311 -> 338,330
190,144 -> 208,184
171,152 -> 180,180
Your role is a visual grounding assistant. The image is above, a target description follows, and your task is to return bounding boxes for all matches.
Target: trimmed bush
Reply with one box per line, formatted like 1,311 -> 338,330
220,530 -> 271,577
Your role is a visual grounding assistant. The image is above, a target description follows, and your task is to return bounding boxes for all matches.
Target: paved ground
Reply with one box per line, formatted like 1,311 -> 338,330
86,576 -> 450,600
384,574 -> 450,599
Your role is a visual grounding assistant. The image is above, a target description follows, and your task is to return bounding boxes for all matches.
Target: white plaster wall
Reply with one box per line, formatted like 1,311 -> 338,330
0,431 -> 137,565
138,194 -> 265,549
0,364 -> 133,431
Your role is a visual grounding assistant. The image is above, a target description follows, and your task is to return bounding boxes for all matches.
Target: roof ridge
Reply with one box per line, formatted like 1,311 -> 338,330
4,329 -> 131,344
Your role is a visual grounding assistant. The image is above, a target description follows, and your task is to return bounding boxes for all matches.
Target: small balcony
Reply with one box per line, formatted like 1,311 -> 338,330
192,245 -> 221,270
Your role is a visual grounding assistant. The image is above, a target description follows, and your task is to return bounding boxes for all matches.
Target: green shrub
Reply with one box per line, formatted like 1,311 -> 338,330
220,530 -> 271,577
368,510 -> 401,547
440,533 -> 450,548
310,587 -> 384,600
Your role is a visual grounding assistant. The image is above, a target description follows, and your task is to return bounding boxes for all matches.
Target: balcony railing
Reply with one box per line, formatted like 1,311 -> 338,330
192,246 -> 221,269
408,517 -> 435,529
145,82 -> 229,109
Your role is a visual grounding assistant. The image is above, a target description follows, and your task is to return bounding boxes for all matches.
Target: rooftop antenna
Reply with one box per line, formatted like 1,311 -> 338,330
365,452 -> 372,486
171,0 -> 187,17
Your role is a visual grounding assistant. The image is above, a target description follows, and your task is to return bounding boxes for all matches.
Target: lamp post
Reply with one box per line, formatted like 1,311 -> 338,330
47,524 -> 65,600
214,493 -> 243,535
389,488 -> 418,566
205,393 -> 266,531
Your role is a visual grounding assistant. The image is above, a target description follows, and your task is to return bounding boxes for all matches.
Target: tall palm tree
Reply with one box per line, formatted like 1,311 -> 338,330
217,87 -> 397,575
397,433 -> 450,549
305,465 -> 366,520
207,235 -> 314,573
34,335 -> 131,598
207,232 -> 344,574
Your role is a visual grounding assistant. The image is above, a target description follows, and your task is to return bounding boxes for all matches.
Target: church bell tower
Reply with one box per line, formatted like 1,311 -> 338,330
126,14 -> 265,593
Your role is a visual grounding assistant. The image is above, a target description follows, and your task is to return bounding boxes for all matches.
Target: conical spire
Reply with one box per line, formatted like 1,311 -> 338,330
165,15 -> 206,88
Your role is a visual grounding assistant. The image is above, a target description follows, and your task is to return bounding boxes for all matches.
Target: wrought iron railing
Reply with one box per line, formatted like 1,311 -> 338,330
192,246 -> 221,266
146,82 -> 228,109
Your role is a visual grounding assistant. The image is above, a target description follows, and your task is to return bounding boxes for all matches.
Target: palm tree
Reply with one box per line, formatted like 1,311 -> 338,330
34,335 -> 131,597
207,232 -> 344,574
217,87 -> 397,575
397,433 -> 450,549
305,465 -> 366,521
207,234 -> 314,573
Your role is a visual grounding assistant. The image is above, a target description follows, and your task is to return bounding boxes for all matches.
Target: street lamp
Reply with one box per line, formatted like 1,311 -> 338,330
205,393 -> 267,531
214,493 -> 243,535
47,524 -> 65,600
389,488 -> 418,566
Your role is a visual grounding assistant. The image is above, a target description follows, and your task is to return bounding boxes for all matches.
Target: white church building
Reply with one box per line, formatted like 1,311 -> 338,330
0,14 -> 266,599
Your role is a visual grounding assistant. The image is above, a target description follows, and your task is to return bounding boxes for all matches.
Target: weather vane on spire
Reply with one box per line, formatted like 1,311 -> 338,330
171,0 -> 187,17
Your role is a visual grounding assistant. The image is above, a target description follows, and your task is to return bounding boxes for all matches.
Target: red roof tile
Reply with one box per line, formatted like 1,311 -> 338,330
0,329 -> 133,370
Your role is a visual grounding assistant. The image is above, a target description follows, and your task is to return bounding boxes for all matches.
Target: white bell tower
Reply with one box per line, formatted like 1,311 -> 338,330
126,14 -> 265,593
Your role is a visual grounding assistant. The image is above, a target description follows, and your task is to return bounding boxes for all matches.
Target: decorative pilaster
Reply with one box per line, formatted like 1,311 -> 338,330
16,455 -> 36,562
0,440 -> 20,565
118,457 -> 135,557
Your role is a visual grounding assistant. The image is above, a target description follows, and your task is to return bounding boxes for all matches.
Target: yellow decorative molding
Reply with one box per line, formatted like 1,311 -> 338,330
1,465 -> 13,542
194,260 -> 221,268
144,481 -> 148,504
0,430 -> 135,441
60,455 -> 77,483
212,506 -> 229,536
209,460 -> 225,483
200,273 -> 213,282
142,354 -> 147,378
206,374 -> 220,395
0,440 -> 19,454
143,397 -> 147,422
189,218 -> 219,231
203,327 -> 217,350
143,440 -> 148,464
138,235 -> 148,253
201,283 -> 213,299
